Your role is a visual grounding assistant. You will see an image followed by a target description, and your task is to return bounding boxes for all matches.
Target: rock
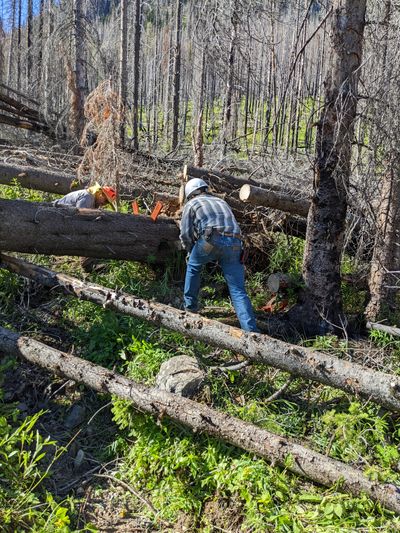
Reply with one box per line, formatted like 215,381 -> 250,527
65,404 -> 86,429
73,449 -> 85,470
156,356 -> 205,398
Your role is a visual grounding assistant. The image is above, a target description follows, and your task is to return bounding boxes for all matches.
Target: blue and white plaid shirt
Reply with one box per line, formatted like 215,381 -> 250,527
180,194 -> 241,251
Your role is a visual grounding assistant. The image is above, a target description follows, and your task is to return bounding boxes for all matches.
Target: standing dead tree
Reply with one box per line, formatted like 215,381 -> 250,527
131,0 -> 142,151
118,0 -> 128,148
171,0 -> 183,150
297,0 -> 367,334
67,0 -> 87,143
364,1 -> 400,321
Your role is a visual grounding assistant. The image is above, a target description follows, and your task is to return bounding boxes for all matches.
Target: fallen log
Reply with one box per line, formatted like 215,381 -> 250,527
1,326 -> 400,514
0,162 -> 79,194
240,183 -> 310,218
0,92 -> 43,122
0,113 -> 51,135
0,162 -> 177,206
2,254 -> 400,412
0,82 -> 40,107
0,200 -> 180,262
185,164 -> 260,191
184,165 -> 295,196
366,321 -> 400,338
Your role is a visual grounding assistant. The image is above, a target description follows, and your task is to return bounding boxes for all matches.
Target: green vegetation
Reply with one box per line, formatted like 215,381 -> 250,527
134,95 -> 318,156
0,373 -> 80,532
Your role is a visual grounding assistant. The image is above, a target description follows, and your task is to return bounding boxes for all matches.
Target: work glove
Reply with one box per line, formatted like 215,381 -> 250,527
185,252 -> 191,264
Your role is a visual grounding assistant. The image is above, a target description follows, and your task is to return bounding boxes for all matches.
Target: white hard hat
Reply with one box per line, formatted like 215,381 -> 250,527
184,178 -> 208,200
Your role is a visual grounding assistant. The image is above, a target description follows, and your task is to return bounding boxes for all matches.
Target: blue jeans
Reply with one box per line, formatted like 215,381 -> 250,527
184,234 -> 259,332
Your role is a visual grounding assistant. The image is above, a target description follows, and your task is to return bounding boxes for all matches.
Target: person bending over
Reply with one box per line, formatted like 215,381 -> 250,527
53,182 -> 117,272
53,183 -> 117,210
180,178 -> 258,333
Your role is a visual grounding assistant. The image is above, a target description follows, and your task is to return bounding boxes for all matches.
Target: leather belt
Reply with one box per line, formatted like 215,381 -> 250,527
214,230 -> 243,240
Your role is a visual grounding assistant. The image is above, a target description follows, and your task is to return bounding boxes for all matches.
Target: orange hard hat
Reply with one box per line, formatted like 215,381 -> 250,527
101,186 -> 117,207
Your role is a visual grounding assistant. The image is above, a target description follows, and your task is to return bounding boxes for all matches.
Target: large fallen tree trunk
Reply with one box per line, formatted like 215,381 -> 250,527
2,254 -> 400,412
240,183 -> 310,218
0,162 -> 79,194
0,200 -> 180,261
1,326 -> 400,514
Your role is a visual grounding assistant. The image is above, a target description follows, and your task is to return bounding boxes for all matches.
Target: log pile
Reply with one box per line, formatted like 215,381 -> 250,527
0,85 -> 53,137
2,254 -> 400,412
0,158 -> 368,261
1,324 -> 400,515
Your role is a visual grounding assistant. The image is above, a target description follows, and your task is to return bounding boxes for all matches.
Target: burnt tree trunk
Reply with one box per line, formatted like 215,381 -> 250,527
3,254 -> 400,413
118,0 -> 128,148
131,0 -> 142,151
300,0 -> 366,333
221,0 -> 238,156
0,200 -> 179,261
171,0 -> 183,150
1,325 -> 400,514
69,0 -> 86,143
366,155 -> 400,320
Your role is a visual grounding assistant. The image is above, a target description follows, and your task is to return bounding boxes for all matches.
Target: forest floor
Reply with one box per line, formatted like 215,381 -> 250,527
1,140 -> 400,532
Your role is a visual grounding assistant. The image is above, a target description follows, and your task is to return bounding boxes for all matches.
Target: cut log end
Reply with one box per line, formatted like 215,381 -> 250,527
239,184 -> 251,202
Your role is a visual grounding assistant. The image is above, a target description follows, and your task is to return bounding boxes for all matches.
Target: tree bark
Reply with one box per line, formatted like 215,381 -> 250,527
1,325 -> 400,514
301,0 -> 367,333
365,157 -> 400,321
131,0 -> 142,151
3,254 -> 400,413
0,162 -> 78,194
240,183 -> 310,218
0,200 -> 179,261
